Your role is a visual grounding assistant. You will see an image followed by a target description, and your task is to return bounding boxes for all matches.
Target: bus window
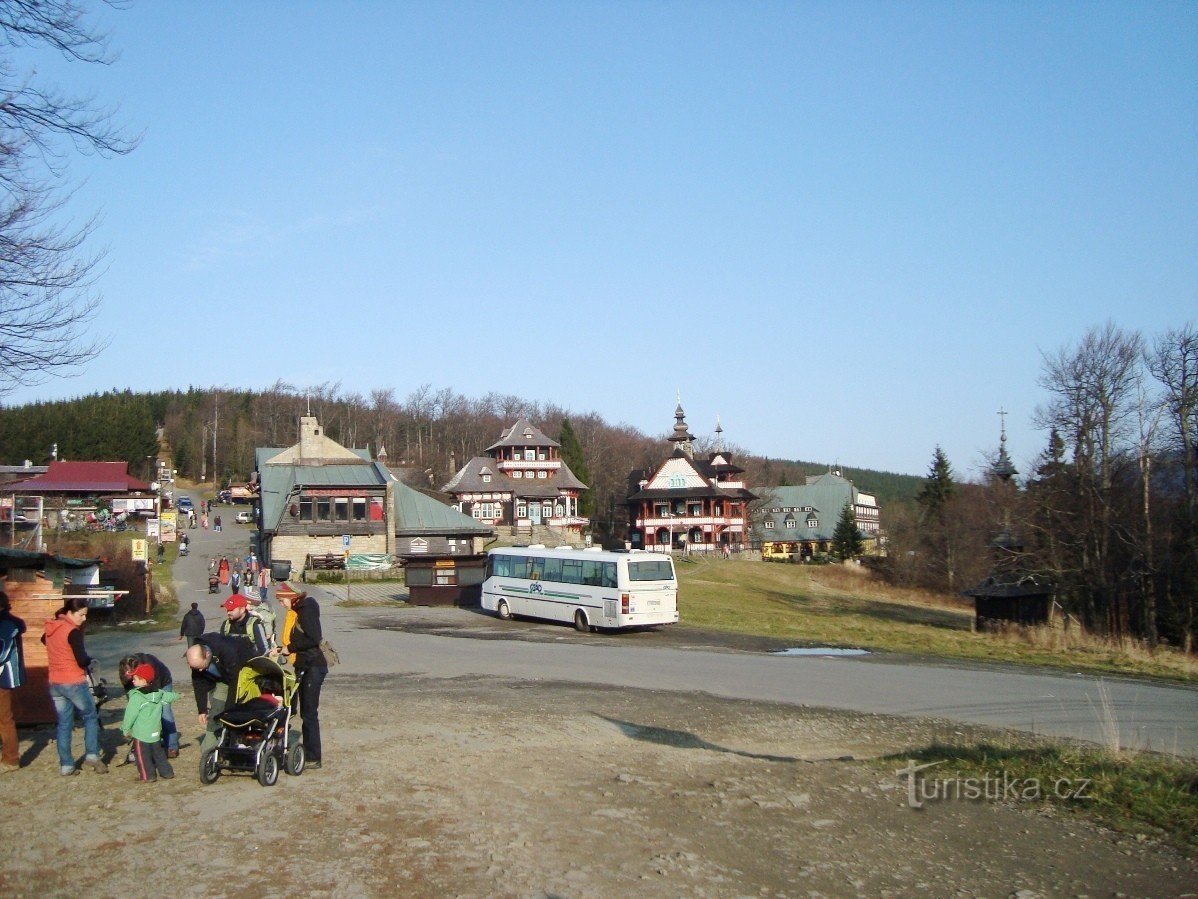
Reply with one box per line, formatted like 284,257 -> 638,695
542,557 -> 563,583
578,560 -> 595,585
529,558 -> 544,581
601,562 -> 617,588
561,559 -> 582,584
628,559 -> 674,581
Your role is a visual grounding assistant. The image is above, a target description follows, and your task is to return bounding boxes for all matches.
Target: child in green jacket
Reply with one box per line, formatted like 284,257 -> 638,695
121,663 -> 180,782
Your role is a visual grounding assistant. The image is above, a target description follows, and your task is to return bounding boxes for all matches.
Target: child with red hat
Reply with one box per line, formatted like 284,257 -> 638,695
120,662 -> 180,782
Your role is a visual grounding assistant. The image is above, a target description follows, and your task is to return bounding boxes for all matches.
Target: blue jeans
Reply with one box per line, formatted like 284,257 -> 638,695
50,681 -> 101,769
160,682 -> 179,751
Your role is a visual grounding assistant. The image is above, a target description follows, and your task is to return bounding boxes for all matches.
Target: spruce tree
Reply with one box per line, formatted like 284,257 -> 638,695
916,445 -> 955,522
832,501 -> 864,560
557,418 -> 594,516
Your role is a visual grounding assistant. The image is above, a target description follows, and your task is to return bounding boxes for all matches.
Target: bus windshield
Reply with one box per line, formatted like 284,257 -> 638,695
627,559 -> 674,582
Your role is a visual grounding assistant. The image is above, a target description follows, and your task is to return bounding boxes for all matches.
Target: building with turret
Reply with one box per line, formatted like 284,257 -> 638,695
441,418 -> 589,537
626,404 -> 756,554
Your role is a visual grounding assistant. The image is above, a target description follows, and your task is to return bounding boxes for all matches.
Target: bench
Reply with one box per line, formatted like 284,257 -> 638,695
305,553 -> 345,571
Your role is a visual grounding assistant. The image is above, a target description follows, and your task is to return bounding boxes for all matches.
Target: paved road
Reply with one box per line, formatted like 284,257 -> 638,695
98,503 -> 1198,758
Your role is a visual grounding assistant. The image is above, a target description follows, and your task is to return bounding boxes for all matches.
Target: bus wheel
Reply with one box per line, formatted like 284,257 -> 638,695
496,600 -> 511,621
574,609 -> 590,633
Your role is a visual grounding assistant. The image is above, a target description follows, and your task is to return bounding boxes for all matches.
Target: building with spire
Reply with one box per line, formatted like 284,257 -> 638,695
963,413 -> 1053,627
625,403 -> 756,554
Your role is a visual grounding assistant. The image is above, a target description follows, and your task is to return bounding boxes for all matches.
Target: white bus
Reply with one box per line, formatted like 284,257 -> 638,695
482,545 -> 679,632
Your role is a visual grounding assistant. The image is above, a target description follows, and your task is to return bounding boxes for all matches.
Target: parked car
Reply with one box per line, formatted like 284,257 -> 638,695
235,510 -> 254,524
177,496 -> 194,511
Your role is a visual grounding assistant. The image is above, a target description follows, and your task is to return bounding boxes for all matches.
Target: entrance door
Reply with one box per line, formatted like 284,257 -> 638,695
529,503 -> 542,525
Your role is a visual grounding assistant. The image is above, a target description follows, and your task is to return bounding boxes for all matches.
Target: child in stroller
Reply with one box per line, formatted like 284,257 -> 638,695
198,655 -> 304,786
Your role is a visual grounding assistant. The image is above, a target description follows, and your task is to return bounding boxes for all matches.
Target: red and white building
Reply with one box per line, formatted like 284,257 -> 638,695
627,405 -> 756,554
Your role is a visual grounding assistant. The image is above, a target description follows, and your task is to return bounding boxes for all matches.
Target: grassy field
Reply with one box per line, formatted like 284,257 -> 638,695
677,556 -> 1198,684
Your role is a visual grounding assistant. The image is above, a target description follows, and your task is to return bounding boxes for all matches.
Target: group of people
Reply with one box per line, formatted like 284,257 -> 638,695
0,578 -> 329,780
186,587 -> 327,769
211,553 -> 268,599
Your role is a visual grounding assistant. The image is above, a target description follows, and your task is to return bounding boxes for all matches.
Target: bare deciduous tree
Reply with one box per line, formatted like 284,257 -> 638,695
0,0 -> 138,394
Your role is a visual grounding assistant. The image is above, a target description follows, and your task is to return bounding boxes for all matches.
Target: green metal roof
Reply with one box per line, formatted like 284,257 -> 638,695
393,480 -> 490,535
255,447 -> 489,537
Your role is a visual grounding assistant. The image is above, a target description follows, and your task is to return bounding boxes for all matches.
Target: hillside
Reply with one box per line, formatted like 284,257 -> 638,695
0,386 -> 923,533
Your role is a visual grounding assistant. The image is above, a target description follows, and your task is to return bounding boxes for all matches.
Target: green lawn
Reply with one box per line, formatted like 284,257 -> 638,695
677,557 -> 1198,684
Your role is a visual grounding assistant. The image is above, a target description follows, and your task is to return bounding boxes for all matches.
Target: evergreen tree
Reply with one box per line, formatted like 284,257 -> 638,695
558,418 -> 594,516
831,501 -> 864,560
916,445 -> 955,521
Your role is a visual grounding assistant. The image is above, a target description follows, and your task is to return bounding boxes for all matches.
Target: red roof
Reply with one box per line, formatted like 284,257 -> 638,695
5,461 -> 152,493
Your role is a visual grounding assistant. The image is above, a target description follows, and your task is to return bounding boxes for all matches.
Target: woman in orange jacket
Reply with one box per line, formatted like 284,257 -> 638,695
42,597 -> 107,776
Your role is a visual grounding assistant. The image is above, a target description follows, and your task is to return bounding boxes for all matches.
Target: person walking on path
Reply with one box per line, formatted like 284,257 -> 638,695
42,597 -> 107,775
213,514 -> 222,533
279,589 -> 328,769
0,590 -> 27,771
120,663 -> 179,782
201,513 -> 209,530
179,603 -> 205,647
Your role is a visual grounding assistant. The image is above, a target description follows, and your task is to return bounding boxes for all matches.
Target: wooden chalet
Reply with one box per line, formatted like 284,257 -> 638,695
627,405 -> 756,554
441,418 -> 589,537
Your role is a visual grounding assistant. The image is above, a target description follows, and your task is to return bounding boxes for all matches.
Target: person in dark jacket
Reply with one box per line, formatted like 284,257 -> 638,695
184,632 -> 256,754
0,590 -> 26,770
279,590 -> 327,769
179,603 -> 205,647
117,653 -> 180,757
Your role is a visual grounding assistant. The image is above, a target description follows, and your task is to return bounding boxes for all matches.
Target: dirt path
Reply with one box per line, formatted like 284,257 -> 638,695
3,671 -> 1195,897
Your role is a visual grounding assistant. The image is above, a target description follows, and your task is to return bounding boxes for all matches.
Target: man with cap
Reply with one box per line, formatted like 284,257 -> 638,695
185,632 -> 257,754
219,594 -> 269,656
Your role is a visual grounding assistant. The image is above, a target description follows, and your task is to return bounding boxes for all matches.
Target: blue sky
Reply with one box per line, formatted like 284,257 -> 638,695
4,1 -> 1195,478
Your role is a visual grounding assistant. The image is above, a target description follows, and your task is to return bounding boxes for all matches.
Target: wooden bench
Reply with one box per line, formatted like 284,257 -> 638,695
306,553 -> 345,571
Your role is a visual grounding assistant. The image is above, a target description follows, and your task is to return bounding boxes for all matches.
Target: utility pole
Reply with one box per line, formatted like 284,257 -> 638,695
212,393 -> 219,486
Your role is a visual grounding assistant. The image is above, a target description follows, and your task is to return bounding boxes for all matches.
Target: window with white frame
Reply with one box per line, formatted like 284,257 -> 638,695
482,474 -> 491,483
537,470 -> 547,478
516,501 -> 527,518
785,519 -> 796,529
524,449 -> 535,461
668,474 -> 685,488
807,516 -> 818,528
764,520 -> 775,529
512,470 -> 522,478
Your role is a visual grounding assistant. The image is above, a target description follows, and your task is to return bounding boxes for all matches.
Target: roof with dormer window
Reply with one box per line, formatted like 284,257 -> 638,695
442,455 -> 587,495
484,418 -> 560,452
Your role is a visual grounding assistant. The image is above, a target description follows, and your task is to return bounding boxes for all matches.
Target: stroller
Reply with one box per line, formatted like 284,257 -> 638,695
199,656 -> 304,787
208,570 -> 220,593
